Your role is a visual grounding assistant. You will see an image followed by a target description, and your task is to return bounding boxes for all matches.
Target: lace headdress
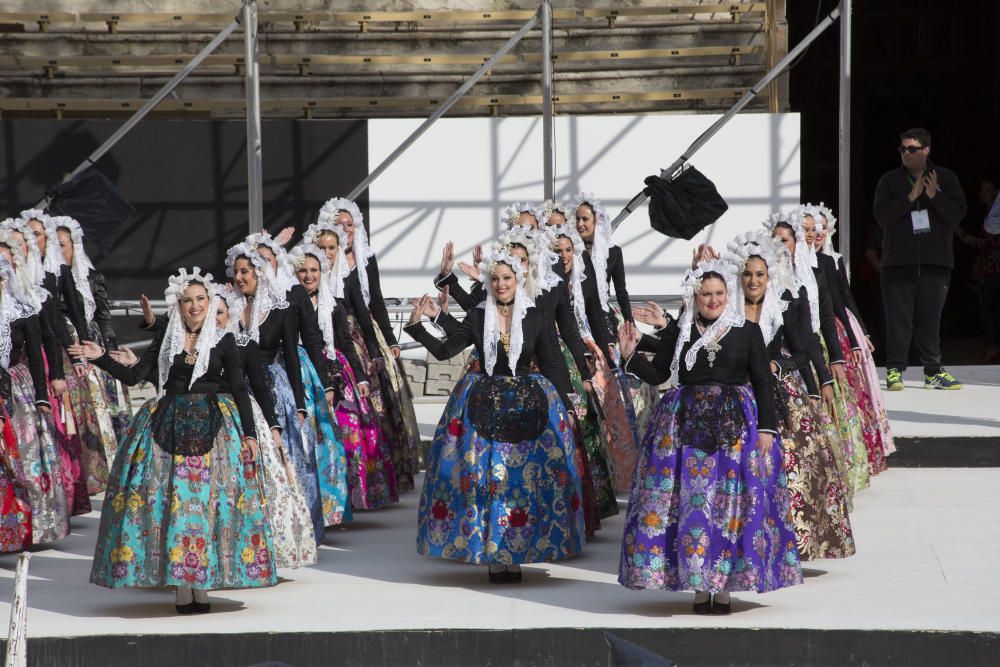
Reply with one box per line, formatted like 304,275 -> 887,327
725,231 -> 790,346
516,224 -> 563,293
491,228 -> 540,300
477,247 -> 529,377
544,223 -> 591,338
540,200 -> 577,227
571,192 -> 614,311
670,258 -> 745,384
36,216 -> 67,277
317,197 -> 374,305
811,202 -> 842,267
0,241 -> 42,368
0,219 -> 46,311
158,267 -> 221,396
501,202 -> 544,230
4,216 -> 47,295
245,232 -> 297,296
224,242 -> 288,345
763,210 -> 820,333
290,243 -> 339,358
49,216 -> 97,323
302,220 -> 349,299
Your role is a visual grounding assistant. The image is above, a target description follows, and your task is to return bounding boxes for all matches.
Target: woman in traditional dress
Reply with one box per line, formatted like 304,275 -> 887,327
767,213 -> 870,499
543,222 -> 619,519
226,242 -> 340,543
291,241 -> 397,511
318,198 -> 422,492
726,231 -> 855,560
241,233 -> 350,529
50,216 -> 131,489
405,247 -> 586,584
812,205 -> 896,459
1,217 -> 89,518
0,235 -> 70,545
617,259 -> 802,614
72,268 -> 276,613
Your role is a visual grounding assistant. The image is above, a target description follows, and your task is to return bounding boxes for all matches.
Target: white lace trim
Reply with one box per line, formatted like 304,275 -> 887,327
317,197 -> 373,305
477,248 -> 529,377
540,199 -> 577,227
544,224 -> 591,338
517,224 -> 563,293
763,210 -> 820,333
290,243 -> 339,358
245,232 -> 298,296
302,221 -> 349,299
571,192 -> 614,311
0,256 -> 40,369
812,202 -> 843,268
725,231 -> 790,346
670,259 -> 746,384
225,243 -> 289,346
0,221 -> 46,314
500,201 -> 544,230
50,216 -> 96,322
158,267 -> 221,396
491,228 -> 542,299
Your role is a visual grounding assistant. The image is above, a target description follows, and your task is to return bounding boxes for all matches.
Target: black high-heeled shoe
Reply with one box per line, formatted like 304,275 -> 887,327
192,601 -> 211,614
505,565 -> 522,584
175,603 -> 195,615
710,596 -> 731,615
692,599 -> 712,614
488,565 -> 508,584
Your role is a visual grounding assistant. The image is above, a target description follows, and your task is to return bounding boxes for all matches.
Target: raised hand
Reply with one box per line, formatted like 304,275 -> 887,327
618,320 -> 641,360
110,347 -> 139,366
472,244 -> 484,265
633,300 -> 668,329
273,226 -> 295,246
457,261 -> 481,282
140,293 -> 154,327
408,294 -> 432,324
440,241 -> 455,275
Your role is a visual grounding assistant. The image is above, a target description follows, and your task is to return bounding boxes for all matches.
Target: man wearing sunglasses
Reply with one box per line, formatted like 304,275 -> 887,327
873,127 -> 968,391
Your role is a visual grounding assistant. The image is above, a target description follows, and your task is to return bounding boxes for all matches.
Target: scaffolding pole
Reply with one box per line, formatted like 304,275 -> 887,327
37,18 -> 241,208
838,0 -> 852,273
541,0 -> 555,200
243,0 -> 264,234
610,7 -> 842,230
348,12 -> 540,201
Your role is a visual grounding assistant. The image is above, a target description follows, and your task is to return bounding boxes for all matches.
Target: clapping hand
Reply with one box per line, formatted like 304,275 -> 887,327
632,300 -> 668,329
440,241 -> 455,276
139,293 -> 155,327
67,341 -> 104,361
618,321 -> 642,360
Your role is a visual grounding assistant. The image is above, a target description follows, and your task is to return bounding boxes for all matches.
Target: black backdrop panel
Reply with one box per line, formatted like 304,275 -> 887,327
0,119 -> 368,302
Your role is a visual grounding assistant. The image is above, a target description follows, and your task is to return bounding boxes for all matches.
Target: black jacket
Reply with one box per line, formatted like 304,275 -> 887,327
873,163 -> 967,268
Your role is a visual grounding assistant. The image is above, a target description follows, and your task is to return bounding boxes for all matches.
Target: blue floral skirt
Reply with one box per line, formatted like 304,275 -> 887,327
618,384 -> 803,593
295,347 -> 350,529
91,394 -> 277,590
417,372 -> 586,565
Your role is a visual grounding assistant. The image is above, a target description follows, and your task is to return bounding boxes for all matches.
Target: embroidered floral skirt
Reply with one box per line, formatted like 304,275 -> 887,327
8,363 -> 70,545
61,354 -> 113,495
295,347 -> 350,529
846,311 -> 896,457
327,350 -> 398,511
817,338 -> 870,502
0,408 -> 33,552
345,316 -> 414,493
91,394 -> 277,590
776,369 -> 855,561
247,398 -> 317,569
372,326 -> 422,493
561,342 -> 617,520
618,384 -> 803,593
417,372 -> 586,565
88,321 -> 133,445
834,320 -> 888,476
590,357 -> 638,494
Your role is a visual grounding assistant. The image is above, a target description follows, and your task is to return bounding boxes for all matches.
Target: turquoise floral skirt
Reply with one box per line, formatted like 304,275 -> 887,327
91,393 -> 277,590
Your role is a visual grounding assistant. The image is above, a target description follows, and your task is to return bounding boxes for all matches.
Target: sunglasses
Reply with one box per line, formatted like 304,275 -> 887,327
898,145 -> 926,154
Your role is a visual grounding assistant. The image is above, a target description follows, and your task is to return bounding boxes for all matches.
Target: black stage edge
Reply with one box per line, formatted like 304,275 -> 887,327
10,628 -> 999,667
891,437 -> 1000,467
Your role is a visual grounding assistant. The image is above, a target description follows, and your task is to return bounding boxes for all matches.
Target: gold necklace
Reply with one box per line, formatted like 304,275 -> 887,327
184,331 -> 199,365
499,331 -> 511,354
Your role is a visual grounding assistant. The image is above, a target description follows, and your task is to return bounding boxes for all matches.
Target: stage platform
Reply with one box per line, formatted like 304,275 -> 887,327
1,465 -> 998,666
1,366 -> 998,665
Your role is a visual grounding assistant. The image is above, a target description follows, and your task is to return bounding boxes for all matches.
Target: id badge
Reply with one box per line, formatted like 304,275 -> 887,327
911,209 -> 931,234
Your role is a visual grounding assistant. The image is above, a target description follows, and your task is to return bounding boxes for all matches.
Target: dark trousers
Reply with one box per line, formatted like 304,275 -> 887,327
881,265 -> 951,375
982,275 -> 1000,346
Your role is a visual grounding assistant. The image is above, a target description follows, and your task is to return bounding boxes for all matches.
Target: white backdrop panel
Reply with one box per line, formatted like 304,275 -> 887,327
367,113 -> 800,298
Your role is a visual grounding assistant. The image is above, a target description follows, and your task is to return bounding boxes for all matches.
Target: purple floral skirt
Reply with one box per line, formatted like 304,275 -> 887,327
619,384 -> 803,593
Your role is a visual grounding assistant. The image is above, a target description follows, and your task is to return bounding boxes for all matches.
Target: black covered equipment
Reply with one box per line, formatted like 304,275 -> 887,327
644,164 -> 728,240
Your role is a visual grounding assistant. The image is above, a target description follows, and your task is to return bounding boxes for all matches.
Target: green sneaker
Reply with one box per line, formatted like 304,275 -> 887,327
924,369 -> 963,390
886,368 -> 904,391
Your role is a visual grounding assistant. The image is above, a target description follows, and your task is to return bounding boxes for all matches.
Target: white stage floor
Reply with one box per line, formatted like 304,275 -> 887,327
1,467 -> 997,639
